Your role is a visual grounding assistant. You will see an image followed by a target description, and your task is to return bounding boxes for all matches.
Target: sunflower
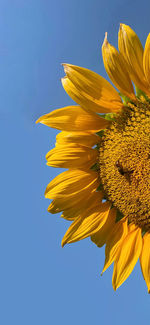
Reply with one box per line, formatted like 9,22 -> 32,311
37,24 -> 150,292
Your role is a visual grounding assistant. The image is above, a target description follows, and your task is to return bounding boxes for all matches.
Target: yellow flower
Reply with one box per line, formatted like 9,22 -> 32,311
36,24 -> 150,292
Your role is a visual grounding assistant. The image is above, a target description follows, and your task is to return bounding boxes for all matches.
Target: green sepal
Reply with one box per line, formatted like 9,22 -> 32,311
110,203 -> 114,209
99,113 -> 116,121
95,143 -> 100,150
142,229 -> 147,237
96,183 -> 103,191
96,130 -> 104,137
115,209 -> 124,223
104,113 -> 116,121
134,85 -> 149,101
90,162 -> 99,171
118,92 -> 131,105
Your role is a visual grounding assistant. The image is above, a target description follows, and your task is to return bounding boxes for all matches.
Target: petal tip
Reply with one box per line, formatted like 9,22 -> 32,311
112,280 -> 117,291
62,65 -> 67,75
61,62 -> 67,70
113,285 -> 117,291
103,32 -> 108,47
36,116 -> 43,124
44,188 -> 49,198
61,76 -> 67,85
62,63 -> 72,75
35,118 -> 40,124
119,23 -> 123,31
61,238 -> 66,247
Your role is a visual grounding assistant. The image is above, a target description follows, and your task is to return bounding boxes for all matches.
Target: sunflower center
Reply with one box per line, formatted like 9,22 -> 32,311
99,99 -> 150,231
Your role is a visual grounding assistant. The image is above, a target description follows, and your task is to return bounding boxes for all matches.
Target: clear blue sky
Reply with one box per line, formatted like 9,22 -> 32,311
1,0 -> 150,324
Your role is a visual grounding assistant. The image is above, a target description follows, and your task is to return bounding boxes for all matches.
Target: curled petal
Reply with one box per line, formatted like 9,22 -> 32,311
48,191 -> 103,217
119,23 -> 148,93
61,191 -> 103,221
62,76 -> 121,114
112,224 -> 142,290
45,169 -> 99,212
91,207 -> 117,248
102,32 -> 135,100
62,63 -> 122,113
62,201 -> 111,246
102,218 -> 128,273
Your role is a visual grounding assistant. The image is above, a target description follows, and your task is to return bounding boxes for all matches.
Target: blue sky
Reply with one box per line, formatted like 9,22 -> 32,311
1,0 -> 150,324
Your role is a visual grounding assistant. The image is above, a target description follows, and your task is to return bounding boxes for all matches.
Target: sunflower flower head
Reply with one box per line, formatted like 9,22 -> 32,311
37,24 -> 150,292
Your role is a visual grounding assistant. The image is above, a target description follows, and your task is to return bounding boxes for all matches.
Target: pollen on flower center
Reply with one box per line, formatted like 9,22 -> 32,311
99,99 -> 150,231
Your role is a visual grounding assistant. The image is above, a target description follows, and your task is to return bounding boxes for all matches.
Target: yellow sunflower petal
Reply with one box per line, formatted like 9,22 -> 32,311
62,76 -> 122,114
91,207 -> 117,248
47,188 -> 97,215
47,200 -> 62,214
48,199 -> 79,218
46,144 -> 98,169
112,224 -> 142,290
36,105 -> 109,131
140,232 -> 150,293
61,191 -> 103,221
56,131 -> 100,148
45,169 -> 99,211
118,23 -> 148,93
61,201 -> 111,246
102,218 -> 128,273
62,63 -> 122,113
143,33 -> 150,86
48,189 -> 101,217
102,32 -> 135,100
